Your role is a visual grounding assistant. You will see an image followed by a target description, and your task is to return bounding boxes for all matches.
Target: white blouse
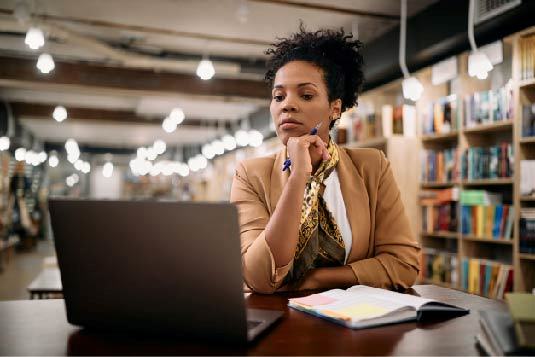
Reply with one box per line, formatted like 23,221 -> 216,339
322,169 -> 353,263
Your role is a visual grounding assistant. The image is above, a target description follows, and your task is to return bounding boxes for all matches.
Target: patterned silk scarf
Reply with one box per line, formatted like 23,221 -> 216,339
283,139 -> 346,287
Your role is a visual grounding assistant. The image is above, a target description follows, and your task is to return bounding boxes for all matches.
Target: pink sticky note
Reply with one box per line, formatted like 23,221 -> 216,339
290,294 -> 336,306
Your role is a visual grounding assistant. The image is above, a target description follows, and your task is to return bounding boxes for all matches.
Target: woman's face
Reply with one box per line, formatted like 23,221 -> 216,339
270,61 -> 341,146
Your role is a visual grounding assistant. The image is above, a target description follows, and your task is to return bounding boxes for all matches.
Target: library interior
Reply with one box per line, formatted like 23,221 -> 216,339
0,0 -> 534,355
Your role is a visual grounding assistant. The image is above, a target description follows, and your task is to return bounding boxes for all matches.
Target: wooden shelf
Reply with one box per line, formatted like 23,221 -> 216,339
462,120 -> 514,134
345,137 -> 387,149
519,78 -> 535,89
462,235 -> 514,245
461,178 -> 514,186
520,136 -> 535,144
421,231 -> 458,239
421,131 -> 458,143
420,182 -> 459,189
520,195 -> 535,202
519,253 -> 535,261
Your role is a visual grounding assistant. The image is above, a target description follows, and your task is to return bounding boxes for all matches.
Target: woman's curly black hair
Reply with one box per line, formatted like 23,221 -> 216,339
265,24 -> 364,128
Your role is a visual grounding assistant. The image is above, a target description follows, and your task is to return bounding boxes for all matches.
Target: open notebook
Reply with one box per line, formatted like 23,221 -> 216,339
288,285 -> 469,329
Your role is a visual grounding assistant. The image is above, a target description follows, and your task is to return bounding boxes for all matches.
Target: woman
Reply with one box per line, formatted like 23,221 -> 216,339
230,26 -> 420,294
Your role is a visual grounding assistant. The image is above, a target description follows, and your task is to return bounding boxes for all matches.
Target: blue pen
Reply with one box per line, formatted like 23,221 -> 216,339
282,122 -> 323,172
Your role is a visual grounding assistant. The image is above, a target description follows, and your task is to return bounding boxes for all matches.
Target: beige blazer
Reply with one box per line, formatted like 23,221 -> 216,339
230,145 -> 421,294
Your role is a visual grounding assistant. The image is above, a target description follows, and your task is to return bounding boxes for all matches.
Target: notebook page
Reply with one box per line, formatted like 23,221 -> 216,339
346,285 -> 437,310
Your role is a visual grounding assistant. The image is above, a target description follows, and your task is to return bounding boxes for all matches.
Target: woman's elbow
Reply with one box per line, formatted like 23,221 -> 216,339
244,276 -> 278,294
394,263 -> 420,290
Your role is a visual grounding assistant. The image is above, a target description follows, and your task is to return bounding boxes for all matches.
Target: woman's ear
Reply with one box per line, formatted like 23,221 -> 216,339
330,99 -> 342,120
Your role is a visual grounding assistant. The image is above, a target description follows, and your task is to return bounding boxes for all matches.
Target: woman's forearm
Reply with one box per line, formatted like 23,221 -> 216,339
299,266 -> 358,290
264,172 -> 308,268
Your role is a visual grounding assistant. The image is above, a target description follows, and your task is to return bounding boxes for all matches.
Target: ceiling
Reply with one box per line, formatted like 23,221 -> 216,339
0,0 -> 437,150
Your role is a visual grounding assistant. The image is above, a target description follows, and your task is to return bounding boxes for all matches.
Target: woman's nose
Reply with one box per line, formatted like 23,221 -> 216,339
282,97 -> 298,113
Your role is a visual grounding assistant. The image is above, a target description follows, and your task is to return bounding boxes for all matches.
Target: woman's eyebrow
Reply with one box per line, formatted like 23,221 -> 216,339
273,82 -> 318,89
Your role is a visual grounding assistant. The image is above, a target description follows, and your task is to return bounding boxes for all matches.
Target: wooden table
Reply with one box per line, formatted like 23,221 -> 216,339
0,285 -> 504,355
27,267 -> 63,299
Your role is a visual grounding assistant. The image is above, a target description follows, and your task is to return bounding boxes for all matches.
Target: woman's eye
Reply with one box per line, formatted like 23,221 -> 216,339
302,94 -> 314,101
273,95 -> 284,102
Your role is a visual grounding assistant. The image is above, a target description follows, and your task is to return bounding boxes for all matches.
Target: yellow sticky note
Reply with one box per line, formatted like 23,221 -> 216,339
324,303 -> 388,321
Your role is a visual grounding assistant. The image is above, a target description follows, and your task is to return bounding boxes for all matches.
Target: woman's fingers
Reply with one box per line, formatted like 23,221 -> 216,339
305,135 -> 331,161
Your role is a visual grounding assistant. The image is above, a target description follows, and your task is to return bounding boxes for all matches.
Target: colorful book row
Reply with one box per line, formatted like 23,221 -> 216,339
422,95 -> 461,135
461,258 -> 513,299
421,249 -> 458,286
464,83 -> 514,128
461,143 -> 514,180
461,205 -> 514,240
520,208 -> 535,254
421,148 -> 460,183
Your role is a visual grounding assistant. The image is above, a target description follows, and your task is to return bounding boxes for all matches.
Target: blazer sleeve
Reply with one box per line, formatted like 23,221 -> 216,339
348,151 -> 421,290
230,161 -> 293,294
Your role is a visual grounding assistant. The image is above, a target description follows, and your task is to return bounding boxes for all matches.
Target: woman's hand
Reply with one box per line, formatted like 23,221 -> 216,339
286,135 -> 330,176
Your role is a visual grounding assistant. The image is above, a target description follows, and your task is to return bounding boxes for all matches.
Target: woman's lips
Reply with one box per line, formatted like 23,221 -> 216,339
280,122 -> 302,130
279,118 -> 302,131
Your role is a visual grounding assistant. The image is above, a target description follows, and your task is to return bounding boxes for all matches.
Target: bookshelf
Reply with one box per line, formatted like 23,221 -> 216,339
412,28 -> 535,299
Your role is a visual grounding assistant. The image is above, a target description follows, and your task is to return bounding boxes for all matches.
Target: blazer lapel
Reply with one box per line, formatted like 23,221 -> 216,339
268,148 -> 290,214
336,146 -> 371,262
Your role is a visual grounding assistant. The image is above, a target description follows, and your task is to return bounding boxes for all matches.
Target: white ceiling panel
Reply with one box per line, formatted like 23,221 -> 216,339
20,118 -> 219,147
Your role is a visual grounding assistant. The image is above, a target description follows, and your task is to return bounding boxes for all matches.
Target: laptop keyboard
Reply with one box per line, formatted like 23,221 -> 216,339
247,320 -> 262,330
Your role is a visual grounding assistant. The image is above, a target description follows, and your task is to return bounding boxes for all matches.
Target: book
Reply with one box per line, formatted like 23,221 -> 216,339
287,285 -> 468,329
477,310 -> 531,356
505,293 -> 535,349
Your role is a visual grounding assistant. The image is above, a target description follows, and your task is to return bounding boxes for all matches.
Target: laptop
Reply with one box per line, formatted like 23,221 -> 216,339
48,199 -> 283,344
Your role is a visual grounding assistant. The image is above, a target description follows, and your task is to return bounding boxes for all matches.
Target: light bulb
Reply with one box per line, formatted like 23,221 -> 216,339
178,163 -> 189,177
15,148 -> 26,161
153,140 -> 166,155
212,139 -> 224,155
52,106 -> 67,122
196,155 -> 208,169
468,51 -> 493,80
66,176 -> 75,187
222,135 -> 237,151
65,138 -> 78,153
188,157 -> 200,172
162,161 -> 174,176
0,136 -> 10,151
235,130 -> 249,147
74,160 -> 84,171
36,53 -> 55,74
196,59 -> 215,80
25,150 -> 34,165
169,108 -> 185,125
162,117 -> 177,133
25,27 -> 44,50
146,147 -> 157,161
402,76 -> 424,101
102,162 -> 114,178
48,154 -> 59,167
82,162 -> 90,174
202,143 -> 215,159
38,151 -> 47,163
248,130 -> 264,147
137,147 -> 147,159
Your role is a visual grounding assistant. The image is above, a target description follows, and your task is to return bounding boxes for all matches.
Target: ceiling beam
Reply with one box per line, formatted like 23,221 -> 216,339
0,8 -> 272,46
249,0 -> 399,20
361,0 -> 535,90
9,102 -> 233,129
0,56 -> 271,99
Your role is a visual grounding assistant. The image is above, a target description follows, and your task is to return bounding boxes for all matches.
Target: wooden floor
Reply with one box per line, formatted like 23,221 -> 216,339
0,240 -> 56,301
